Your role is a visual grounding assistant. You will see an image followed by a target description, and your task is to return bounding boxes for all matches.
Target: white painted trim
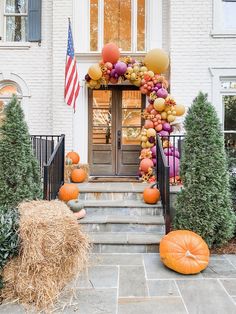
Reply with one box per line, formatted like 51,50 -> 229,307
98,0 -> 104,52
147,0 -> 162,49
0,42 -> 31,49
132,0 -> 137,52
209,67 -> 236,128
72,80 -> 88,163
72,0 -> 90,52
212,0 -> 236,36
0,71 -> 31,122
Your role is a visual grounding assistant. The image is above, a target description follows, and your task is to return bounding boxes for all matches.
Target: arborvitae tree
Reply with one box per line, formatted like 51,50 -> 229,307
0,96 -> 42,207
174,92 -> 236,248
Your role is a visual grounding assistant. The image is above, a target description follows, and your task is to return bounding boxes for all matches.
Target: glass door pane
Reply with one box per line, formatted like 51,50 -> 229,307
121,90 -> 142,145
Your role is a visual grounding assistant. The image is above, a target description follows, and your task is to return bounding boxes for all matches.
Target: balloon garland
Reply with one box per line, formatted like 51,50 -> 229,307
85,43 -> 185,183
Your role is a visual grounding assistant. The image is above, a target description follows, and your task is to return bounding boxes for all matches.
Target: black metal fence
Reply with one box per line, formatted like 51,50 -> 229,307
156,135 -> 170,233
31,135 -> 65,200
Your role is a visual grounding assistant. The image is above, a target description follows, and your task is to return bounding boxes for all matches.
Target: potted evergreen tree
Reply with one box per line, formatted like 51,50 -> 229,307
0,96 -> 42,208
174,92 -> 236,247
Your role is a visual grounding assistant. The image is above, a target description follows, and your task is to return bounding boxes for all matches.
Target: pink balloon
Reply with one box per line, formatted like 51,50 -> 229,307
168,156 -> 180,178
115,61 -> 127,75
152,158 -> 157,166
163,122 -> 171,132
157,88 -> 168,99
151,145 -> 156,157
158,130 -> 169,137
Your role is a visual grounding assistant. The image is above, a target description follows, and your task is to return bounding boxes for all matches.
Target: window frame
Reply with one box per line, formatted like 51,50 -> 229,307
3,0 -> 28,42
90,0 -> 147,53
211,0 -> 236,37
73,0 -> 162,54
209,68 -> 236,129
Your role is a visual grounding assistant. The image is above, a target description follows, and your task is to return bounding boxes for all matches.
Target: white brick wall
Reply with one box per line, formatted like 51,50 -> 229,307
0,0 -> 235,158
169,0 -> 236,108
0,0 -> 53,135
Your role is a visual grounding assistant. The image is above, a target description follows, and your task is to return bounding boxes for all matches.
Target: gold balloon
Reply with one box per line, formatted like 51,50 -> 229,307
89,80 -> 98,88
144,49 -> 169,74
175,104 -> 186,116
167,114 -> 176,123
88,64 -> 102,80
154,98 -> 165,112
147,128 -> 156,137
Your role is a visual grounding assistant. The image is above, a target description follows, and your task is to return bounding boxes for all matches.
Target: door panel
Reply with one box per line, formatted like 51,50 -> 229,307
89,87 -> 144,176
89,89 -> 115,176
117,90 -> 145,176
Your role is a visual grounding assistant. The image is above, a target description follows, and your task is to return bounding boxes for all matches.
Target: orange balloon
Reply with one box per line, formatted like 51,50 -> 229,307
88,64 -> 102,80
175,104 -> 186,116
102,43 -> 120,64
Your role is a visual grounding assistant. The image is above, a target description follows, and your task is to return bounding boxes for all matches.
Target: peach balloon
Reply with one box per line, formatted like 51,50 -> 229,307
102,43 -> 120,64
144,48 -> 169,74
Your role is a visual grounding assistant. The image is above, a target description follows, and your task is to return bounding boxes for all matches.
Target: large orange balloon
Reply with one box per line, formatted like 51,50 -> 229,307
175,104 -> 185,116
144,49 -> 169,74
88,64 -> 102,80
102,43 -> 120,64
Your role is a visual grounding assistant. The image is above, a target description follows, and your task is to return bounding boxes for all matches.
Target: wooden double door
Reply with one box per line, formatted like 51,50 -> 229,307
88,86 -> 145,176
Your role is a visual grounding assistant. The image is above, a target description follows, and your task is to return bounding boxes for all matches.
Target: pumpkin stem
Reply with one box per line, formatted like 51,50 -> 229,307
185,250 -> 208,264
185,250 -> 197,260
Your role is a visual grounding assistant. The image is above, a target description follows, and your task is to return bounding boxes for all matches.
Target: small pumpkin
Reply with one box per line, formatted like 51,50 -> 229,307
160,230 -> 210,275
65,157 -> 73,165
71,168 -> 86,183
143,183 -> 160,204
58,183 -> 79,202
66,151 -> 80,164
74,209 -> 86,219
67,199 -> 84,212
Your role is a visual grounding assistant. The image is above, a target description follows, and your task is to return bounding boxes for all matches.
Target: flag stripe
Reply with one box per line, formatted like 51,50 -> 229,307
64,21 -> 80,111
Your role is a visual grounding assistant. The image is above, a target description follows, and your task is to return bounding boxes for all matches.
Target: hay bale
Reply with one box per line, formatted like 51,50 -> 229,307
64,163 -> 90,183
1,200 -> 90,311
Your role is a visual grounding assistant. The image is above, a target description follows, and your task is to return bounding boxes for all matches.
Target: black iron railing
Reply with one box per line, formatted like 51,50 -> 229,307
31,135 -> 65,200
157,131 -> 236,233
156,135 -> 170,233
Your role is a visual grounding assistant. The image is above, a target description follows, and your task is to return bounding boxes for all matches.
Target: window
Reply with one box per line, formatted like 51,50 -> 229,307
0,81 -> 22,122
212,0 -> 236,36
222,0 -> 236,29
221,79 -> 236,150
89,0 -> 146,52
4,0 -> 28,41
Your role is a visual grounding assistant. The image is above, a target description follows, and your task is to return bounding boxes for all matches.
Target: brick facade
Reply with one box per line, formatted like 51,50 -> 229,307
0,0 -> 235,159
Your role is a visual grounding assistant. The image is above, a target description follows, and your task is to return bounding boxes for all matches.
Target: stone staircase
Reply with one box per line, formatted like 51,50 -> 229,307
76,182 -> 166,253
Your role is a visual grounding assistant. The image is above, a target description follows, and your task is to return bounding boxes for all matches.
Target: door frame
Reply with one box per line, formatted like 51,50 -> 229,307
88,85 -> 146,176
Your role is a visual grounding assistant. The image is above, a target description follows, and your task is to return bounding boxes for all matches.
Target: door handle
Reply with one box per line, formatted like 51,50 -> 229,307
117,130 -> 121,150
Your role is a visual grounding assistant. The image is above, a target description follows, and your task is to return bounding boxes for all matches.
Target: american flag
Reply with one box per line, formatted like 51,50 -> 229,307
64,20 -> 80,111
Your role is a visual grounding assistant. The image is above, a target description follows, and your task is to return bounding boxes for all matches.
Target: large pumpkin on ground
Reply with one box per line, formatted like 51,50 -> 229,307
71,168 -> 86,183
66,152 -> 80,164
143,184 -> 160,204
58,183 -> 79,201
160,230 -> 210,275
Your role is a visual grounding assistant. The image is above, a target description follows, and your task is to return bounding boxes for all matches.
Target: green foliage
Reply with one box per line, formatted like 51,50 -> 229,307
173,92 -> 236,248
0,96 -> 42,208
0,207 -> 20,288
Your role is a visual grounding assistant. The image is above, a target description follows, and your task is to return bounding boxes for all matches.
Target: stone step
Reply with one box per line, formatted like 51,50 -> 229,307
80,215 -> 165,233
82,200 -> 162,216
88,232 -> 162,253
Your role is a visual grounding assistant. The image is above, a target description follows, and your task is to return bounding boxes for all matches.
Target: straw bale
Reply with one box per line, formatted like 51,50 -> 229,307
64,163 -> 90,183
1,200 -> 90,311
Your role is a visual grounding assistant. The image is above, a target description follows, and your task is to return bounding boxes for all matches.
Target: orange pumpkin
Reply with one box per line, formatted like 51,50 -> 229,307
143,184 -> 160,204
71,168 -> 86,183
160,230 -> 210,275
58,183 -> 79,201
66,151 -> 80,164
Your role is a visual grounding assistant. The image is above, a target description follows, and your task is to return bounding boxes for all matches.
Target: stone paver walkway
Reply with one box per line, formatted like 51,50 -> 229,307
1,254 -> 236,313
